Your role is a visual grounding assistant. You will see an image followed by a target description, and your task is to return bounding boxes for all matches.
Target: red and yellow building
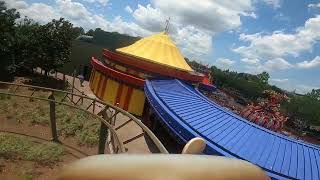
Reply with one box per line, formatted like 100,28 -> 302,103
89,32 -> 204,116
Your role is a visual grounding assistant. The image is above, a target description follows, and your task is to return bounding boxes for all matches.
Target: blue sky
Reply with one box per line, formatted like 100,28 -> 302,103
5,0 -> 320,93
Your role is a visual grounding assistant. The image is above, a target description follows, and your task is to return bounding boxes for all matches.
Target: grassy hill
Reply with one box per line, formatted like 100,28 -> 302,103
61,29 -> 140,79
60,40 -> 104,80
92,29 -> 140,51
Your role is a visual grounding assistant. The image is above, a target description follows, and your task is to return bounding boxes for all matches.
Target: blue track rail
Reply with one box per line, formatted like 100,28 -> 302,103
145,79 -> 320,180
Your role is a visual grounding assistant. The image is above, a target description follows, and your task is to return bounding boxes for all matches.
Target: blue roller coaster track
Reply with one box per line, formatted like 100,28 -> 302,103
145,79 -> 320,180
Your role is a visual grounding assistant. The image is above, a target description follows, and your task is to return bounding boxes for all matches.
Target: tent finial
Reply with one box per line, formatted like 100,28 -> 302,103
164,17 -> 171,34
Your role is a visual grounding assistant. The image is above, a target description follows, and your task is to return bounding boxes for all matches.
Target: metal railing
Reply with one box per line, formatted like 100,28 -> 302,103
0,81 -> 168,154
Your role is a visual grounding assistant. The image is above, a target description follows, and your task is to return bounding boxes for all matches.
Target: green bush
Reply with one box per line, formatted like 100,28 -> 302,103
281,95 -> 320,126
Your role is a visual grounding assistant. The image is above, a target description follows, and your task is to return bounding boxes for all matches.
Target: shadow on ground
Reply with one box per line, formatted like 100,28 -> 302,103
23,74 -> 68,90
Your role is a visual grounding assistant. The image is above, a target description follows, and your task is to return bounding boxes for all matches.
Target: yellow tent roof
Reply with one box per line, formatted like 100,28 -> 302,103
116,32 -> 193,72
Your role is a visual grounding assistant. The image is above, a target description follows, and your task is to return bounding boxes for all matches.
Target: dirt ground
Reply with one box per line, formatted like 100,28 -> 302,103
0,157 -> 73,180
0,77 -> 99,180
0,118 -> 97,180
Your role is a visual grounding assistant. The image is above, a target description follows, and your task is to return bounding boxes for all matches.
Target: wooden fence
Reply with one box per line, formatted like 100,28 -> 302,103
0,81 -> 168,154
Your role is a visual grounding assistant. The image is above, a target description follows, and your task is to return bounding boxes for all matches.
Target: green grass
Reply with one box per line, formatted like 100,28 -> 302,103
0,92 -> 100,147
0,132 -> 65,165
0,95 -> 50,125
53,91 -> 67,101
56,105 -> 100,147
20,175 -> 33,180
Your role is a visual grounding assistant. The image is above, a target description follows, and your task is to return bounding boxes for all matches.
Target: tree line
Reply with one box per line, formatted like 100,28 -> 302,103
187,59 -> 320,129
0,1 -> 84,80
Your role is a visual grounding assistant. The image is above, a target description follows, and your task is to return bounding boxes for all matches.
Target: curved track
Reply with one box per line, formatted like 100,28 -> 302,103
145,79 -> 320,180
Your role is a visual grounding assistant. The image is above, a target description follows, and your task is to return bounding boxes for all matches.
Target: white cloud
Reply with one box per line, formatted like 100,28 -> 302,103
217,58 -> 235,66
264,58 -> 293,70
125,5 -> 133,14
129,1 -> 261,60
244,58 -> 293,74
96,0 -> 108,6
4,0 -> 28,9
174,26 -> 212,58
215,58 -> 235,70
241,58 -> 260,65
107,16 -> 151,37
57,0 -> 92,21
235,16 -> 320,59
296,56 -> 320,69
152,0 -> 254,34
269,78 -> 289,83
5,0 -> 151,38
18,3 -> 60,23
260,0 -> 282,9
234,15 -> 320,72
132,4 -> 165,32
273,13 -> 290,22
269,78 -> 318,94
244,56 -> 320,73
83,0 -> 109,6
308,3 -> 320,9
295,84 -> 320,94
241,12 -> 258,19
6,0 -> 95,26
129,3 -> 214,58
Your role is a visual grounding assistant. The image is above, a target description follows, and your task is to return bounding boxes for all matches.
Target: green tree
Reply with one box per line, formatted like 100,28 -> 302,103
257,71 -> 270,84
71,26 -> 85,39
0,1 -> 20,80
11,17 -> 40,73
307,89 -> 320,101
86,29 -> 94,36
34,18 -> 74,75
282,95 -> 320,126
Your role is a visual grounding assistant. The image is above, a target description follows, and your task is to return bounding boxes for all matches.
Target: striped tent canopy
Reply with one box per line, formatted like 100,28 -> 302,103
116,32 -> 193,72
